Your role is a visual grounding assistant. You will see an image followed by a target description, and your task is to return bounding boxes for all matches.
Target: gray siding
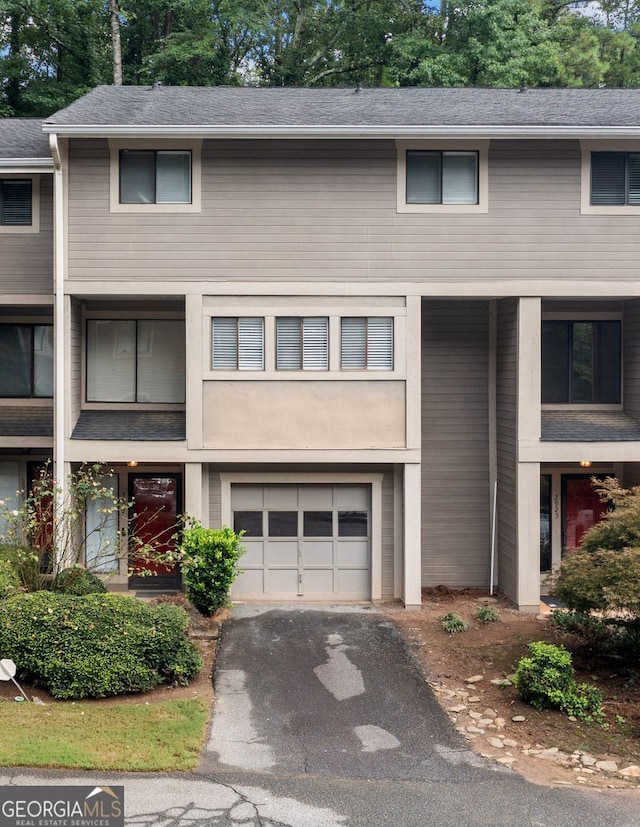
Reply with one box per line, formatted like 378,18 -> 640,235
496,299 -> 518,604
67,138 -> 640,284
421,300 -> 490,588
624,299 -> 640,422
68,297 -> 82,432
0,175 -> 53,294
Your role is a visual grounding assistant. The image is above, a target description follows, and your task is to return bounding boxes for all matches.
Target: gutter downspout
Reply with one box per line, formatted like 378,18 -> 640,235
49,133 -> 66,567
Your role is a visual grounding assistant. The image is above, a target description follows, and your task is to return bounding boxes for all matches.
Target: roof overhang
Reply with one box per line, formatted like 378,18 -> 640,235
0,157 -> 54,171
42,124 -> 640,140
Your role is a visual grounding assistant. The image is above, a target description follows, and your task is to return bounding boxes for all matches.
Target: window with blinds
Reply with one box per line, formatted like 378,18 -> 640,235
0,180 -> 32,225
120,150 -> 191,204
341,317 -> 393,370
86,319 -> 185,402
0,324 -> 53,397
406,151 -> 478,205
591,152 -> 640,205
212,317 -> 264,370
276,317 -> 329,370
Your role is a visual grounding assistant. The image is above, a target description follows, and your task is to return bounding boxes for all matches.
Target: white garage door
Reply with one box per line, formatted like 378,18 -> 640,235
231,483 -> 370,600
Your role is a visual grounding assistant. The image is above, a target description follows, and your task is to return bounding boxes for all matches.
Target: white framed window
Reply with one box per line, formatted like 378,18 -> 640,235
0,175 -> 40,234
109,139 -> 201,213
86,319 -> 185,403
341,317 -> 393,370
396,140 -> 488,214
212,317 -> 264,370
276,317 -> 329,371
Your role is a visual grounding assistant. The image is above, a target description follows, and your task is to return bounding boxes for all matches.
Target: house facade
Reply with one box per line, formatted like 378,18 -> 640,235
1,86 -> 640,610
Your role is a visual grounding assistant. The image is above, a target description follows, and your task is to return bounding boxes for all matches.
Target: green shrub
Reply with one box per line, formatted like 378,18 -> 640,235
556,546 -> 640,616
54,566 -> 107,595
514,641 -> 603,721
179,524 -> 245,615
475,605 -> 501,624
0,592 -> 202,699
439,612 -> 469,634
0,558 -> 20,599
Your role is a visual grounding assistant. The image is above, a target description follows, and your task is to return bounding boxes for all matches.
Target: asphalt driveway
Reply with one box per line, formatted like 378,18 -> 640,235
202,606 -> 503,783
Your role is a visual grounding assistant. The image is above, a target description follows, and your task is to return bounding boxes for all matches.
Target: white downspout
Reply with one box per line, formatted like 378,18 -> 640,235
49,133 -> 66,567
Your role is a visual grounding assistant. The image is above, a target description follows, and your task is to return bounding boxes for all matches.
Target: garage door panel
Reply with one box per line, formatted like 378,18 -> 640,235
267,568 -> 299,594
234,569 -> 265,595
301,541 -> 334,566
233,486 -> 265,509
265,541 -> 298,565
338,569 -> 370,595
335,485 -> 369,510
304,569 -> 334,594
265,485 -> 298,509
241,541 -> 266,566
336,541 -> 369,567
299,485 -> 333,509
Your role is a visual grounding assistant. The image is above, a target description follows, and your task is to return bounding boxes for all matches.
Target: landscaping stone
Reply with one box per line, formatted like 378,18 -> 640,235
466,726 -> 484,734
466,675 -> 484,684
483,708 -> 497,717
494,717 -> 506,728
468,710 -> 482,719
478,718 -> 494,727
581,755 -> 597,766
467,696 -> 481,703
448,704 -> 466,713
490,678 -> 512,686
511,715 -> 526,722
487,737 -> 504,749
503,739 -> 518,748
619,765 -> 640,777
596,761 -> 619,773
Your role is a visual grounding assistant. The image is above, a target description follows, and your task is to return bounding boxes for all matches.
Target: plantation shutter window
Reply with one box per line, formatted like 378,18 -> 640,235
276,317 -> 329,371
212,318 -> 264,370
591,152 -> 640,205
120,150 -> 191,204
341,317 -> 393,370
406,151 -> 478,205
0,180 -> 32,225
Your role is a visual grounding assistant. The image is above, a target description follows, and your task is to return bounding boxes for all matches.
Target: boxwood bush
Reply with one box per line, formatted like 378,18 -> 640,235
0,592 -> 202,699
54,566 -> 107,595
0,558 -> 20,599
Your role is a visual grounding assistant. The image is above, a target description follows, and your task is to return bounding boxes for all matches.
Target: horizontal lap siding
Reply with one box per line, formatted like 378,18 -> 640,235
0,176 -> 53,293
496,299 -> 518,604
421,301 -> 490,588
68,138 -> 640,284
68,298 -> 82,433
624,300 -> 640,422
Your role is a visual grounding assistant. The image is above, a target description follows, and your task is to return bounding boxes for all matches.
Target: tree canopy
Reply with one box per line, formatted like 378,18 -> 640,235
2,0 -> 640,117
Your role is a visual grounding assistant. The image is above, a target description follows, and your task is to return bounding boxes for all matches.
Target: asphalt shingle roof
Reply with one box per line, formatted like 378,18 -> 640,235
71,411 -> 186,441
0,118 -> 50,158
44,86 -> 640,128
0,407 -> 53,437
542,411 -> 640,442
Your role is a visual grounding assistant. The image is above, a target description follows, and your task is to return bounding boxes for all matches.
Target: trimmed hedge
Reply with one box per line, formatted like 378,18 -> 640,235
54,566 -> 107,595
0,592 -> 202,699
0,558 -> 20,599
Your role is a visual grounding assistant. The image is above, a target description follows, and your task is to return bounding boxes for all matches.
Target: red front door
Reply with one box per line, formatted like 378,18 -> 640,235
562,475 -> 607,553
129,474 -> 181,585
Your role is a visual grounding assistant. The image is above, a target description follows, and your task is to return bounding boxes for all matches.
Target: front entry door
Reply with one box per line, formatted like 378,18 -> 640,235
562,475 -> 607,554
128,474 -> 181,589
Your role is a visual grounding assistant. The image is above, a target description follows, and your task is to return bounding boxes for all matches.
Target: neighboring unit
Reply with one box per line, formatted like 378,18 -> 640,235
2,86 -> 640,610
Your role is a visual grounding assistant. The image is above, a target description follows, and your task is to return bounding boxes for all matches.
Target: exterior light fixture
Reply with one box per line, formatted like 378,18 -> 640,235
579,460 -> 592,468
127,460 -> 139,468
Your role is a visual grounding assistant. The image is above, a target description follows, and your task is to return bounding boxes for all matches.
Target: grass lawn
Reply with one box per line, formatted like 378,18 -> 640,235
0,697 -> 210,772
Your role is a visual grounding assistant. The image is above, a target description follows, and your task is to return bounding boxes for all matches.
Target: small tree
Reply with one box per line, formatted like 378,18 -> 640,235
179,524 -> 245,615
0,463 -> 173,591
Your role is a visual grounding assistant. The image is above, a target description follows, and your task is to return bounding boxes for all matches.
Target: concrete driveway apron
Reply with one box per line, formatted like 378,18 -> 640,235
204,606 -> 499,783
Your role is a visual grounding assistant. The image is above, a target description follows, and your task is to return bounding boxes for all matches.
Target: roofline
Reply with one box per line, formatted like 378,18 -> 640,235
41,124 -> 640,139
0,158 -> 54,171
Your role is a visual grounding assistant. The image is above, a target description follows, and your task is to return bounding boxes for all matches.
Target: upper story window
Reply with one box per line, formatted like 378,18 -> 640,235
109,139 -> 201,213
212,317 -> 264,370
86,319 -> 185,403
0,179 -> 32,225
406,151 -> 478,205
542,320 -> 621,405
276,317 -> 328,371
120,150 -> 191,205
341,317 -> 393,371
396,140 -> 488,215
591,152 -> 640,206
0,324 -> 53,398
